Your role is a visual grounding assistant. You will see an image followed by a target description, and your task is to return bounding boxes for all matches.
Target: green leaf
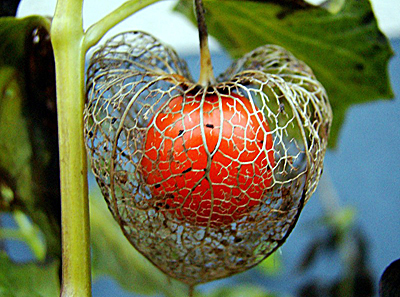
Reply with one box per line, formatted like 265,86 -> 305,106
0,252 -> 60,297
90,190 -> 188,297
0,211 -> 47,261
257,251 -> 282,276
0,16 -> 60,259
174,0 -> 394,146
322,206 -> 357,234
0,68 -> 32,208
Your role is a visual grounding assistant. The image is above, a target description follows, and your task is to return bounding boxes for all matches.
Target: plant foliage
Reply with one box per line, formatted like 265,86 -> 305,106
0,0 -> 395,296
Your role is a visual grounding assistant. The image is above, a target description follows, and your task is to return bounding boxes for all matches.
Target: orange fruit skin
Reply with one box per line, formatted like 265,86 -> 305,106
141,93 -> 274,226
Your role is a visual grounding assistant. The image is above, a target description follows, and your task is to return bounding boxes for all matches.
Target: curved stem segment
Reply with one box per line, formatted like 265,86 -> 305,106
83,0 -> 160,52
195,0 -> 215,86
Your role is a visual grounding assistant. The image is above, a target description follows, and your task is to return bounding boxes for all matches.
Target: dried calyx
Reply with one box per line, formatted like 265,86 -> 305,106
84,0 -> 332,286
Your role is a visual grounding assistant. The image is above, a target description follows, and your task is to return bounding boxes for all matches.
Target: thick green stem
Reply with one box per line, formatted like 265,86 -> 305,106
51,0 -> 91,296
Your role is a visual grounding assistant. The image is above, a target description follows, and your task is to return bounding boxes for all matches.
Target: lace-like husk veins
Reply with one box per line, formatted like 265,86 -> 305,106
84,31 -> 332,285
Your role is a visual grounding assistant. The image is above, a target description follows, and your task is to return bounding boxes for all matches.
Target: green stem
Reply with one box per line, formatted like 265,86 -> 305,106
51,0 -> 91,296
83,0 -> 160,52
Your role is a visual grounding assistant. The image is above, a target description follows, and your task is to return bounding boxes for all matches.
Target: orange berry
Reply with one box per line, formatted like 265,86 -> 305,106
141,93 -> 274,226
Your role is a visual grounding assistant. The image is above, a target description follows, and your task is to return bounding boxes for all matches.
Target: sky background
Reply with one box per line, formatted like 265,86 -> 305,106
17,0 -> 400,55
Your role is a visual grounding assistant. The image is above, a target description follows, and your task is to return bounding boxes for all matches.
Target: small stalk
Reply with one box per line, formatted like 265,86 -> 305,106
195,0 -> 215,86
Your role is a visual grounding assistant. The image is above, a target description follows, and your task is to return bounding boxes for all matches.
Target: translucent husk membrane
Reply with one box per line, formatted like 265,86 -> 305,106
84,31 -> 332,285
